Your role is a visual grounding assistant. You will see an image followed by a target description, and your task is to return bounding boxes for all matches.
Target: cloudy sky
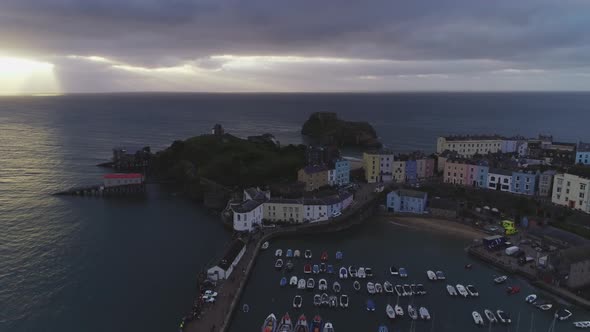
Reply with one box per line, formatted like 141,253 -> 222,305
1,0 -> 590,94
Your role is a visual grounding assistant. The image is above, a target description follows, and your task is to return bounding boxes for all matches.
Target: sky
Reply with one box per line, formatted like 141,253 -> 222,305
1,0 -> 590,94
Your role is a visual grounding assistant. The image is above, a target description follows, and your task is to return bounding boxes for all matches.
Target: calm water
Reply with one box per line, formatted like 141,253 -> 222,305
231,221 -> 590,332
1,93 -> 590,332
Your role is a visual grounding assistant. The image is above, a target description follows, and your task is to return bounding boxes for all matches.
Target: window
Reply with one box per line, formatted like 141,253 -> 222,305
503,178 -> 509,183
581,184 -> 587,190
516,176 -> 520,181
557,187 -> 562,193
580,192 -> 585,198
566,189 -> 570,194
525,185 -> 529,190
557,179 -> 563,185
491,176 -> 496,181
526,177 -> 530,183
237,214 -> 241,221
580,200 -> 584,206
515,184 -> 519,189
567,181 -> 571,187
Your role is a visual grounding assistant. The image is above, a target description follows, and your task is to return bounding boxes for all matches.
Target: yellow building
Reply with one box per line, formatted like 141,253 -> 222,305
363,150 -> 394,183
297,165 -> 330,191
263,199 -> 304,223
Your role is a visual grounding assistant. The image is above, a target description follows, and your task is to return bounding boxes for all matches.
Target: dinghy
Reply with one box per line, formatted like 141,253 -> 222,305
484,309 -> 497,323
367,282 -> 376,294
366,299 -> 376,311
286,249 -> 293,258
472,311 -> 484,326
280,277 -> 287,287
275,249 -> 283,257
304,250 -> 312,259
320,251 -> 328,262
456,284 -> 468,298
394,284 -> 403,297
398,267 -> 408,278
298,279 -> 306,290
378,325 -> 388,332
419,307 -> 431,320
335,251 -> 343,260
390,265 -> 398,275
494,275 -> 508,284
357,267 -> 366,279
525,294 -> 537,303
293,295 -> 302,308
313,294 -> 321,306
321,293 -> 329,306
329,295 -> 338,308
278,313 -> 293,332
386,304 -> 396,319
311,315 -> 322,332
353,280 -> 361,291
275,259 -> 284,270
573,321 -> 590,328
286,260 -> 294,272
395,304 -> 404,316
416,284 -> 426,295
304,264 -> 312,274
312,264 -> 320,274
339,294 -> 349,308
496,310 -> 511,324
323,322 -> 334,332
466,284 -> 479,297
294,314 -> 309,332
384,281 -> 394,293
375,283 -> 383,294
294,249 -> 301,258
555,308 -> 573,321
435,270 -> 446,280
319,263 -> 326,273
402,284 -> 412,296
339,267 -> 348,279
536,302 -> 553,311
261,241 -> 269,250
306,278 -> 315,290
348,266 -> 357,278
365,267 -> 373,278
426,270 -> 437,281
333,281 -> 341,293
327,265 -> 334,274
318,279 -> 328,291
408,305 -> 418,320
446,284 -> 457,296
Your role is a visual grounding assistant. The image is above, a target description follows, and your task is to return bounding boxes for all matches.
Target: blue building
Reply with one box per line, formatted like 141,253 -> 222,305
511,170 -> 539,196
333,159 -> 350,186
386,189 -> 428,213
576,142 -> 590,165
405,160 -> 417,184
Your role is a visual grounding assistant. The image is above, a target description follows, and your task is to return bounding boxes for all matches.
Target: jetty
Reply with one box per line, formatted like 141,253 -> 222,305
54,183 -> 145,196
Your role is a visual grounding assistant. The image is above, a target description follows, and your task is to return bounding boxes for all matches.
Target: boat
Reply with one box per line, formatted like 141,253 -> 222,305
365,267 -> 373,278
262,241 -> 269,250
494,275 -> 508,284
319,279 -> 328,291
386,304 -> 396,319
304,250 -> 312,259
390,265 -> 398,275
275,249 -> 283,257
555,308 -> 573,321
375,283 -> 383,294
378,325 -> 388,332
327,265 -> 334,274
496,310 -> 511,324
426,270 -> 437,281
311,315 -> 322,332
472,311 -> 484,326
262,313 -> 277,332
398,267 -> 408,278
307,278 -> 315,290
286,260 -> 294,272
280,277 -> 287,287
536,301 -> 553,311
367,282 -> 376,294
329,295 -> 338,308
339,267 -> 348,279
304,264 -> 312,274
447,284 -> 457,296
293,295 -> 302,308
333,281 -> 341,293
298,279 -> 306,290
466,284 -> 479,297
367,299 -> 376,311
416,284 -> 426,295
573,321 -> 590,328
435,270 -> 446,280
321,293 -> 329,306
312,264 -> 320,274
339,294 -> 349,308
394,284 -> 403,297
323,322 -> 334,332
275,259 -> 284,270
384,281 -> 394,293
313,294 -> 321,306
456,284 -> 468,298
419,307 -> 431,320
353,280 -> 361,291
286,249 -> 293,258
410,284 -> 416,295
465,263 -> 473,269
525,294 -> 537,303
395,304 -> 404,316
336,251 -> 343,260
402,284 -> 412,296
506,286 -> 520,295
278,313 -> 293,332
484,309 -> 497,323
348,266 -> 357,278
243,304 -> 250,313
294,250 -> 301,258
357,267 -> 366,279
320,251 -> 328,262
320,263 -> 326,273
408,305 -> 418,320
294,314 -> 309,332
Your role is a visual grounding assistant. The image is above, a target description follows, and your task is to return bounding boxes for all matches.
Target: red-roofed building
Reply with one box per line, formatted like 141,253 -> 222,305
103,173 -> 144,187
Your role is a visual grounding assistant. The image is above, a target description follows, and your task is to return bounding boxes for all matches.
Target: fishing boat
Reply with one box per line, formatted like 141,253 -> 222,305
348,266 -> 357,278
327,265 -> 334,274
402,284 -> 412,296
262,313 -> 277,332
416,284 -> 426,295
304,250 -> 312,259
386,304 -> 396,319
311,315 -> 322,332
367,299 -> 376,311
339,267 -> 348,279
321,293 -> 329,306
262,241 -> 269,250
293,295 -> 302,308
426,270 -> 437,281
435,270 -> 446,280
335,251 -> 343,260
323,322 -> 334,332
294,249 -> 301,258
378,325 -> 388,332
286,260 -> 294,272
275,249 -> 283,257
340,294 -> 349,308
357,267 -> 366,279
394,284 -> 403,297
365,267 -> 373,278
384,281 -> 394,293
318,279 -> 328,291
408,305 -> 418,320
506,286 -> 520,295
419,307 -> 431,320
472,311 -> 484,326
278,313 -> 293,332
307,278 -> 315,290
294,314 -> 309,332
410,284 -> 416,295
367,282 -> 376,294
375,283 -> 383,294
353,280 -> 361,291
398,267 -> 408,278
395,304 -> 404,316
536,301 -> 553,311
298,279 -> 306,290
573,321 -> 590,328
496,310 -> 511,324
320,251 -> 328,262
466,284 -> 479,297
555,308 -> 573,321
525,294 -> 537,303
329,295 -> 338,308
280,277 -> 287,287
313,294 -> 322,306
320,263 -> 326,273
456,284 -> 468,298
446,284 -> 457,296
333,281 -> 341,293
494,275 -> 508,284
390,265 -> 398,275
275,259 -> 284,270
484,309 -> 497,323
304,264 -> 312,274
312,264 -> 320,274
286,249 -> 293,258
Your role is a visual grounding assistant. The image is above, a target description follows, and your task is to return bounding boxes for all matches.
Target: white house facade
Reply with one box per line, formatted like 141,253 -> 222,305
207,238 -> 246,281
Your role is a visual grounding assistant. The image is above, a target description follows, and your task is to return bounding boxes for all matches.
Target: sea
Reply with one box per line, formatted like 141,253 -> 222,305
1,92 -> 590,332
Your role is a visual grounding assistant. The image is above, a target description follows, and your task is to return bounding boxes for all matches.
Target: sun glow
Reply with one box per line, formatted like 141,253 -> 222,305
0,56 -> 60,95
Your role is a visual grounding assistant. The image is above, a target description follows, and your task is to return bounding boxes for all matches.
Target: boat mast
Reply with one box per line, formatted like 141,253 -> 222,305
516,311 -> 521,332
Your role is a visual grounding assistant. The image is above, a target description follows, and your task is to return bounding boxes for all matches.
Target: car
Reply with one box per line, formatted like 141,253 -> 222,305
332,211 -> 342,218
204,297 -> 216,303
203,290 -> 218,297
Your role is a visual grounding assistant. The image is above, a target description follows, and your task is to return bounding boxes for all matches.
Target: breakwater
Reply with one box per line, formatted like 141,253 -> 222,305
54,184 -> 146,196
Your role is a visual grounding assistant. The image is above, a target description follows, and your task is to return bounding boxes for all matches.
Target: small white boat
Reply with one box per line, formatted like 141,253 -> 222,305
306,278 -> 315,290
466,284 -> 479,297
386,304 -> 396,319
318,279 -> 328,291
353,280 -> 361,291
416,284 -> 426,295
402,284 -> 412,296
525,294 -> 537,303
293,295 -> 302,308
339,267 -> 348,279
348,266 -> 357,278
484,309 -> 497,323
290,276 -> 298,287
419,307 -> 431,320
339,294 -> 349,308
261,241 -> 269,250
536,302 -> 553,311
496,310 -> 511,324
323,322 -> 335,332
313,294 -> 321,306
384,281 -> 394,293
408,305 -> 418,320
275,259 -> 284,270
329,295 -> 338,308
472,311 -> 484,325
395,304 -> 404,316
435,270 -> 446,280
297,279 -> 306,290
304,250 -> 312,259
394,285 -> 403,297
367,282 -> 376,294
494,275 -> 508,284
375,283 -> 383,294
573,321 -> 590,328
357,267 -> 366,279
333,281 -> 341,293
275,249 -> 283,257
446,284 -> 457,296
365,267 -> 373,278
426,270 -> 437,281
294,249 -> 301,258
321,293 -> 329,306
555,308 -> 573,321
390,265 -> 398,275
456,284 -> 468,298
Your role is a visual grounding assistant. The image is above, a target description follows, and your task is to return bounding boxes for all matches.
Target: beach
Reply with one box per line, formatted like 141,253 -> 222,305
380,215 -> 487,240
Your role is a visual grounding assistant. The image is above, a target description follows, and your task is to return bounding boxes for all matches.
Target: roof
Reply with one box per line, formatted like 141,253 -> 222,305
217,238 -> 246,270
103,173 -> 143,179
443,134 -> 506,141
267,198 -> 303,205
302,164 -> 330,174
232,199 -> 264,213
392,189 -> 427,199
488,168 -> 513,176
578,142 -> 590,152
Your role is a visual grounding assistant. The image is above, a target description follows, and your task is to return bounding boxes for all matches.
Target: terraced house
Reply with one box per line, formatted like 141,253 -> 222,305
576,142 -> 590,165
363,150 -> 394,183
551,173 -> 590,214
298,164 -> 330,191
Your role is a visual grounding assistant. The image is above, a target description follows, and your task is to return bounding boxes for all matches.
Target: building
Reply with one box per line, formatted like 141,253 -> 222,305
487,168 -> 512,192
443,160 -> 468,185
465,161 -> 489,188
551,173 -> 590,213
538,170 -> 557,197
511,170 -> 539,196
405,159 -> 417,183
576,142 -> 590,165
305,145 -> 340,166
103,173 -> 144,187
211,123 -> 224,136
552,245 -> 590,289
263,198 -> 304,223
386,189 -> 428,213
111,147 -> 151,170
416,158 -> 435,179
437,135 -> 505,157
207,238 -> 246,281
363,150 -> 394,183
298,165 -> 330,191
231,188 -> 269,232
302,191 -> 353,222
332,159 -> 351,186
392,160 -> 406,183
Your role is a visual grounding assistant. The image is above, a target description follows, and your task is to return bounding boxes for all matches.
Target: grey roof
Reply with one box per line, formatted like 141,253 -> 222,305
489,168 -> 513,176
443,134 -> 506,141
542,170 -> 558,176
393,189 -> 427,199
302,191 -> 353,206
302,164 -> 330,174
232,199 -> 264,213
267,198 -> 303,205
578,142 -> 590,152
217,238 -> 246,270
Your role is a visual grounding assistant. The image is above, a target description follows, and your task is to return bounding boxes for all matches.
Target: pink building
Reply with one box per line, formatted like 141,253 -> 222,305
417,158 -> 435,179
103,173 -> 144,187
444,160 -> 468,185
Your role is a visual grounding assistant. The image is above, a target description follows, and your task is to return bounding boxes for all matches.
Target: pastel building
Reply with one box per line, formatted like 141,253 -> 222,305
263,198 -> 304,223
443,160 -> 468,185
363,150 -> 394,183
437,135 -> 504,157
386,189 -> 428,214
487,168 -> 512,192
539,170 -> 557,197
552,173 -> 590,214
231,188 -> 269,232
405,160 -> 417,183
465,162 -> 489,188
576,142 -> 590,165
416,158 -> 435,179
332,159 -> 351,186
303,192 -> 353,222
511,170 -> 539,196
298,165 -> 330,191
393,160 -> 406,183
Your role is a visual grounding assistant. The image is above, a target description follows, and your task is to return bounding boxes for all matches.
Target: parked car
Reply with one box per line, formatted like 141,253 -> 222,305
332,211 -> 342,218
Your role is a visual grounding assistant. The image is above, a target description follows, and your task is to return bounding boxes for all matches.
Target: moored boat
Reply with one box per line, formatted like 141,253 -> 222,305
290,276 -> 298,287
297,279 -> 306,290
353,280 -> 361,291
280,277 -> 287,287
278,313 -> 293,332
402,284 -> 411,296
494,275 -> 508,284
318,279 -> 328,291
275,259 -> 284,270
410,284 -> 416,295
378,325 -> 388,332
386,304 -> 396,319
466,284 -> 479,297
311,315 -> 322,332
447,284 -> 457,296
496,310 -> 511,324
304,250 -> 312,259
348,266 -> 357,278
408,304 -> 418,320
416,284 -> 426,295
304,264 -> 312,274
294,314 -> 309,332
306,278 -> 315,290
293,295 -> 302,308
367,299 -> 376,311
484,309 -> 497,323
323,322 -> 334,332
573,321 -> 590,328
286,249 -> 293,258
339,267 -> 348,279
312,264 -> 320,274
555,308 -> 573,321
435,270 -> 446,280
395,304 -> 404,316
329,295 -> 338,308
262,313 -> 277,332
262,241 -> 269,250
375,283 -> 383,294
340,294 -> 349,308
525,294 -> 537,303
365,267 -> 373,278
335,251 -> 343,260
313,294 -> 321,306
275,249 -> 283,257
333,281 -> 341,293
321,293 -> 329,306
419,307 -> 431,320
398,267 -> 408,278
294,249 -> 301,258
472,311 -> 484,326
320,251 -> 328,262
357,267 -> 366,279
384,281 -> 394,293
506,285 -> 520,295
390,265 -> 398,275
286,260 -> 294,272
367,282 -> 376,294
426,270 -> 437,281
327,264 -> 334,274
456,284 -> 468,298
320,263 -> 326,273
394,284 -> 403,297
536,301 -> 553,311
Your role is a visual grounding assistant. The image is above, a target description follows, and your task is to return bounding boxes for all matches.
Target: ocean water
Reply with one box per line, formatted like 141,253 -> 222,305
1,93 -> 590,332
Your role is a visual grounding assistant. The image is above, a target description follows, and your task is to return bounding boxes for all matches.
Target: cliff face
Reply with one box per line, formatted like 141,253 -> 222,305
301,112 -> 382,148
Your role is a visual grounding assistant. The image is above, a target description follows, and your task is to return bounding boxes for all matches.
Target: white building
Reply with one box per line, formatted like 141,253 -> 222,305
303,192 -> 354,222
207,238 -> 246,281
437,136 -> 504,157
487,168 -> 512,192
103,173 -> 144,187
551,173 -> 590,214
231,188 -> 269,232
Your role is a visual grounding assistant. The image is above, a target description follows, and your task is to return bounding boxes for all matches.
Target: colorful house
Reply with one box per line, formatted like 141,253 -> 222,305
511,170 -> 539,196
487,168 -> 512,192
103,173 -> 144,187
298,165 -> 330,191
416,158 -> 435,179
393,160 -> 406,183
333,158 -> 351,186
551,173 -> 590,214
443,160 -> 468,185
576,142 -> 590,165
363,150 -> 394,183
386,189 -> 428,214
539,170 -> 557,197
405,159 -> 417,184
465,162 -> 489,188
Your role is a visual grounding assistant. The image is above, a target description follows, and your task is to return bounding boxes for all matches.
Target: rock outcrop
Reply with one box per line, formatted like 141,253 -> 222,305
301,112 -> 381,148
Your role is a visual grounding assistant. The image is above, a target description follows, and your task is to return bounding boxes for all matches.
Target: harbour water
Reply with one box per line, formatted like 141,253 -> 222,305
1,93 -> 590,331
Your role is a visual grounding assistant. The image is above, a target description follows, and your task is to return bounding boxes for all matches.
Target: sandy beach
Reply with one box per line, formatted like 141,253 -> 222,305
378,215 -> 487,240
